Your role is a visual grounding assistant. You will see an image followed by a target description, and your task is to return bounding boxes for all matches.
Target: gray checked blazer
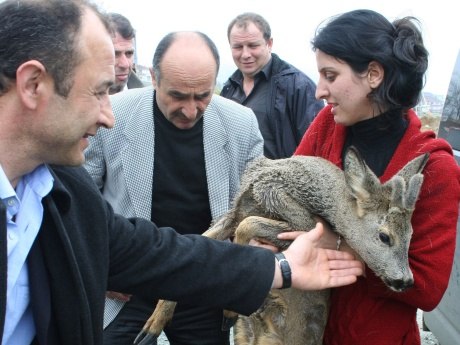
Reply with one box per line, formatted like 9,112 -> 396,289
83,86 -> 264,326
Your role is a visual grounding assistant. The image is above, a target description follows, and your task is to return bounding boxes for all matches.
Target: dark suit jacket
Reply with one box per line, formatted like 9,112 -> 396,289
0,165 -> 274,345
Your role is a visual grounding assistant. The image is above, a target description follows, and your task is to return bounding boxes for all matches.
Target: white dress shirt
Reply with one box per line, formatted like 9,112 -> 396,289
0,164 -> 53,345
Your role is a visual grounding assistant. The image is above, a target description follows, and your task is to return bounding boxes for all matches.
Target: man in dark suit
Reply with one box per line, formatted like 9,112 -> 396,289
0,1 -> 363,344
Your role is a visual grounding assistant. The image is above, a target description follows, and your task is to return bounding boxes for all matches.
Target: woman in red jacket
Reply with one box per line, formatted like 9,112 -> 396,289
294,9 -> 460,345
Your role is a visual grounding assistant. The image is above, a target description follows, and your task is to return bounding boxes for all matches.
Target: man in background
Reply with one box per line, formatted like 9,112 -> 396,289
221,12 -> 324,159
108,12 -> 145,94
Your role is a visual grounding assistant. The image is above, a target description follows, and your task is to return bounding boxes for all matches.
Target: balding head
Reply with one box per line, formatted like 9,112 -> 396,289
150,31 -> 221,130
151,31 -> 220,86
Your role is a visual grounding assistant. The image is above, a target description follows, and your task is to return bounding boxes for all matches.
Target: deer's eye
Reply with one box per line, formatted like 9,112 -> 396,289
379,232 -> 391,245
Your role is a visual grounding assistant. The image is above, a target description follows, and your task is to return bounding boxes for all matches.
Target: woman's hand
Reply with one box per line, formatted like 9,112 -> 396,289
106,291 -> 132,302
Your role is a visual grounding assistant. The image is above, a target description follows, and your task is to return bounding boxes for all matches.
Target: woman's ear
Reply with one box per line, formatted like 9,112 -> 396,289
16,60 -> 51,109
367,61 -> 384,89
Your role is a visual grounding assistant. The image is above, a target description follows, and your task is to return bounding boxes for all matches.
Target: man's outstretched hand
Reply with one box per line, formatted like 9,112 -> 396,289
273,223 -> 364,290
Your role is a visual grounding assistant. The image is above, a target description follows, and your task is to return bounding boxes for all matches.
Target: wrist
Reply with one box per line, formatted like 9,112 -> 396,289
274,252 -> 292,289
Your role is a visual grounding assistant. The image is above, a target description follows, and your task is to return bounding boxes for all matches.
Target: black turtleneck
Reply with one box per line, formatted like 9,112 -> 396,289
150,95 -> 212,235
343,108 -> 408,177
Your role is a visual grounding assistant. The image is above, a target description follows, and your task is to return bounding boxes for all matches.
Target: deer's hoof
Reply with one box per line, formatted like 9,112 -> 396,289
133,330 -> 158,345
221,315 -> 238,331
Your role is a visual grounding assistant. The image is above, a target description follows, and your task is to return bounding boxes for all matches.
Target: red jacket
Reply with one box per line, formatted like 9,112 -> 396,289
295,105 -> 460,345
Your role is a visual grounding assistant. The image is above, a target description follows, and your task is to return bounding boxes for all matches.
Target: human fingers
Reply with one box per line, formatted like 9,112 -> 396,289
313,216 -> 336,235
249,238 -> 280,252
291,254 -> 363,290
327,275 -> 359,288
284,225 -> 364,290
324,248 -> 356,260
277,222 -> 324,241
329,266 -> 364,279
282,224 -> 323,262
311,252 -> 363,289
106,291 -> 132,301
277,230 -> 307,241
326,260 -> 364,287
327,258 -> 364,272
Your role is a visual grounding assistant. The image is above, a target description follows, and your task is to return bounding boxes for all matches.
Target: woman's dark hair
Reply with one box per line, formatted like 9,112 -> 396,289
0,0 -> 110,97
312,9 -> 428,111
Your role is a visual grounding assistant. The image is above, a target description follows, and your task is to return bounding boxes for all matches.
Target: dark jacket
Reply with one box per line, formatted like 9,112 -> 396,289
0,165 -> 274,345
221,53 -> 324,158
127,71 -> 146,89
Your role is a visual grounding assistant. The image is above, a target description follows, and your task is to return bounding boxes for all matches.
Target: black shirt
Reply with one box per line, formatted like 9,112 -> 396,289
343,108 -> 408,177
226,59 -> 277,158
151,96 -> 212,235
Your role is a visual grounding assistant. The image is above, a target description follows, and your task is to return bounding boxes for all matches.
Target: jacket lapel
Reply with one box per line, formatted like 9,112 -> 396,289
203,99 -> 230,219
121,90 -> 155,219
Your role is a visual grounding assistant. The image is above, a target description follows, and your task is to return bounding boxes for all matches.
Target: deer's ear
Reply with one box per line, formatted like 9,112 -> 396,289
344,147 -> 369,213
396,153 -> 429,184
405,174 -> 424,210
343,146 -> 366,177
344,146 -> 382,215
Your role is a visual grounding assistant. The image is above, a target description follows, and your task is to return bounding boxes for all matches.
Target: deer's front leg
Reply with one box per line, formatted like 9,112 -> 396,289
133,300 -> 177,345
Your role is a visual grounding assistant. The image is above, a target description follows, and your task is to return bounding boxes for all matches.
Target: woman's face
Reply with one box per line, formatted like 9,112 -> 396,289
315,49 -> 377,126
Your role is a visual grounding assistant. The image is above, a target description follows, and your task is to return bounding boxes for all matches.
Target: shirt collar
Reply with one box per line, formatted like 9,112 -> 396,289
0,164 -> 54,221
230,55 -> 273,84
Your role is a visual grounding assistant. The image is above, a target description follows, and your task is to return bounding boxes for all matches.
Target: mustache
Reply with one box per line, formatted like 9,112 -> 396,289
172,110 -> 204,119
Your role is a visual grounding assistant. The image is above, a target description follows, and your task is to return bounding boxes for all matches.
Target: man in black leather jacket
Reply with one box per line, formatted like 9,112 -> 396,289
221,12 -> 324,159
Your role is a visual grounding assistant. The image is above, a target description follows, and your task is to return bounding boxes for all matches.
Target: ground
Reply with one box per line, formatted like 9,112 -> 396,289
418,309 -> 439,345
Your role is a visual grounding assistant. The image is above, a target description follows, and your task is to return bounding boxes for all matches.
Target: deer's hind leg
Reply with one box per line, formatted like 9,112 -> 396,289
232,216 -> 329,345
234,216 -> 297,250
220,216 -> 293,328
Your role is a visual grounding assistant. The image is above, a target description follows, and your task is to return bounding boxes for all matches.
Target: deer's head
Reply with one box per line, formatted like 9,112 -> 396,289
343,147 -> 429,292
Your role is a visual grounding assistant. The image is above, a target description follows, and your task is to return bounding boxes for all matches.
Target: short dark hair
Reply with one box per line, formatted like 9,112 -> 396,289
108,12 -> 135,40
312,9 -> 428,111
0,0 -> 110,97
152,31 -> 220,85
227,12 -> 271,42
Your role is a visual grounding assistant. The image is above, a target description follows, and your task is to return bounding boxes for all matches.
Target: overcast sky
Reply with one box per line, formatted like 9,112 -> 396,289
99,0 -> 457,96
